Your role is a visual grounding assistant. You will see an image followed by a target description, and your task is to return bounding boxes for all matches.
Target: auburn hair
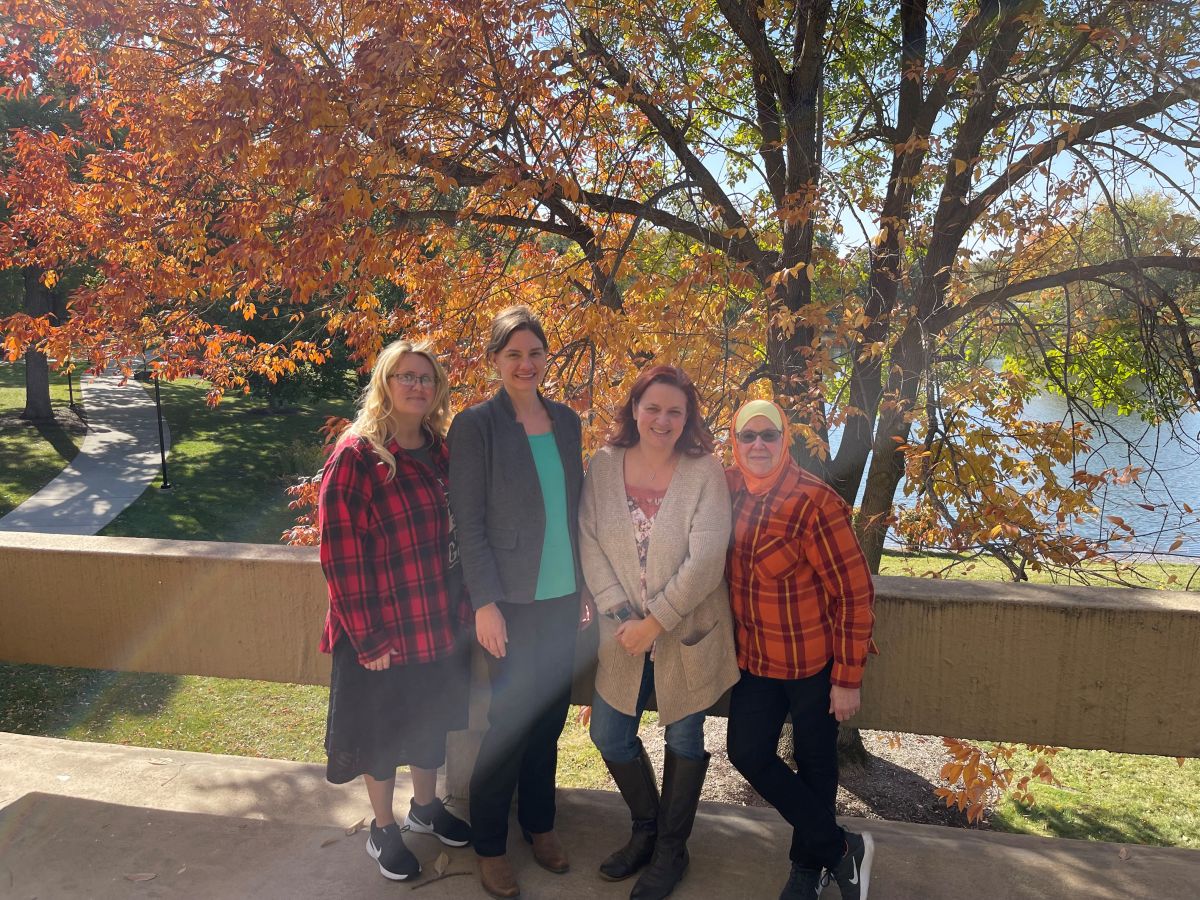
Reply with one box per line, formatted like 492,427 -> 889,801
607,364 -> 714,457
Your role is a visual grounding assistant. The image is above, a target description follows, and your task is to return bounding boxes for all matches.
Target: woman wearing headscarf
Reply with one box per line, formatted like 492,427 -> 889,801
319,339 -> 472,883
725,399 -> 877,900
579,364 -> 738,900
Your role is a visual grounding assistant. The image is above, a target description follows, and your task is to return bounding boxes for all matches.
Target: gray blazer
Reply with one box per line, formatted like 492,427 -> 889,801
448,388 -> 584,609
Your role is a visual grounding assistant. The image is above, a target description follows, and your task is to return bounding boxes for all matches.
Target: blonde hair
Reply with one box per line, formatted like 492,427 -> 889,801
347,339 -> 450,479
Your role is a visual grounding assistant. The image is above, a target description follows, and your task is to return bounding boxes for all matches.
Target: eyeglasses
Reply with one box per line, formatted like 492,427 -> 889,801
388,372 -> 435,388
736,428 -> 782,444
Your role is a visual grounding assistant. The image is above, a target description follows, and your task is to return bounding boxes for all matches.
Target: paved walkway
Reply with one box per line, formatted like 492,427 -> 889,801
1,733 -> 1197,899
0,372 -> 169,535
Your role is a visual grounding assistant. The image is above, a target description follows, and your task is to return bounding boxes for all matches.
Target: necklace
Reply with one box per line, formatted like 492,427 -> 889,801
635,446 -> 676,487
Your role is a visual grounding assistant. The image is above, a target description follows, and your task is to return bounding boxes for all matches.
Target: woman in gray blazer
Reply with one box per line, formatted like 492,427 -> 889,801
448,305 -> 584,900
578,365 -> 737,900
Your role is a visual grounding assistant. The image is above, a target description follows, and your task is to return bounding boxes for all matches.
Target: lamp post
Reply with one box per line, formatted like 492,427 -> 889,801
64,357 -> 83,416
153,373 -> 173,491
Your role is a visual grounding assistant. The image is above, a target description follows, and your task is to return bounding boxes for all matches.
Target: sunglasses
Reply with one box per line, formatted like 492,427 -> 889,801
736,428 -> 782,444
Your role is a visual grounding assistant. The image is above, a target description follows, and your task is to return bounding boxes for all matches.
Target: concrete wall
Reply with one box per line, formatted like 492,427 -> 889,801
0,531 -> 331,685
2,532 -> 1199,758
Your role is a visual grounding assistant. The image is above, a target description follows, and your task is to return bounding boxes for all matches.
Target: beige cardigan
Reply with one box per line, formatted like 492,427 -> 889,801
579,445 -> 739,725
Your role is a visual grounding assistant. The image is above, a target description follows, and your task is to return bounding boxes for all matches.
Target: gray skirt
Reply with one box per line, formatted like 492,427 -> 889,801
324,634 -> 470,783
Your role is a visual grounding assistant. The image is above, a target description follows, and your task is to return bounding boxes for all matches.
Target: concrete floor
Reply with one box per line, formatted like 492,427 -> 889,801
1,732 -> 1197,899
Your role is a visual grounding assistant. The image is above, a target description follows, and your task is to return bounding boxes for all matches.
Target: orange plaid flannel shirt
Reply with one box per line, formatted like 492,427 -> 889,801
726,462 -> 876,688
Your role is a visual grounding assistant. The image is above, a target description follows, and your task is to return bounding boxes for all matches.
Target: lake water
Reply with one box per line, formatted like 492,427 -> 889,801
836,393 -> 1200,558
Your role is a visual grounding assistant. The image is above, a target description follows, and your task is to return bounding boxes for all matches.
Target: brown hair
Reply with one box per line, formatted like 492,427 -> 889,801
486,305 -> 549,356
607,365 -> 715,457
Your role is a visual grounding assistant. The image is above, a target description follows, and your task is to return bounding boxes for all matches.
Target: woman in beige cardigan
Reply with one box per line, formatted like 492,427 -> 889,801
579,364 -> 738,900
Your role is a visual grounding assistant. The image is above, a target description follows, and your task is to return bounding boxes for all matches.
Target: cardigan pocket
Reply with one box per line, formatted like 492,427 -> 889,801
487,526 -> 518,550
678,621 -> 722,691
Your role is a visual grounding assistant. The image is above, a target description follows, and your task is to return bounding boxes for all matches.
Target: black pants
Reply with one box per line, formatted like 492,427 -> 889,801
469,593 -> 578,857
726,661 -> 845,870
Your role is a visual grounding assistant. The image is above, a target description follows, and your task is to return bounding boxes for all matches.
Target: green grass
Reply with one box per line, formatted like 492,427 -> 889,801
0,658 -> 606,784
0,362 -> 87,516
99,378 -> 350,543
878,549 -> 1199,591
990,747 -> 1200,849
0,662 -> 327,761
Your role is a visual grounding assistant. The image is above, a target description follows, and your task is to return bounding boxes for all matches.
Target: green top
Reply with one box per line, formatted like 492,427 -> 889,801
527,432 -> 577,600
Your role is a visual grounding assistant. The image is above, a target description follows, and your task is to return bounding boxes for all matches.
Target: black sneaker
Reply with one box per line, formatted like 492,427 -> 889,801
829,831 -> 874,900
366,820 -> 421,881
404,796 -> 472,847
779,862 -> 827,899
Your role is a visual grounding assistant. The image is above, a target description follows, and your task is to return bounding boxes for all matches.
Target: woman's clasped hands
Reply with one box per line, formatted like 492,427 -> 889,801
614,613 -> 663,656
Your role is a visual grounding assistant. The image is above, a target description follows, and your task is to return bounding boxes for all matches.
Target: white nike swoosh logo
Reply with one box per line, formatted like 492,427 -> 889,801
849,857 -> 859,885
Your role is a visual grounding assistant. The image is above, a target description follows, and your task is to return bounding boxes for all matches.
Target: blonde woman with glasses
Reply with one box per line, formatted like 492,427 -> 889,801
318,339 -> 473,883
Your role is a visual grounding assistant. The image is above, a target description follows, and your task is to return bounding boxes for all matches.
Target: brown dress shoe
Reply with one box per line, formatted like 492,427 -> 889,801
524,829 -> 570,874
478,855 -> 520,899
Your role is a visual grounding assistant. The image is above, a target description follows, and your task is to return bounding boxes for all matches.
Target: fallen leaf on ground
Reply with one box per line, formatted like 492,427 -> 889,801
1118,847 -> 1131,860
177,866 -> 187,874
434,852 -> 449,876
410,871 -> 470,890
320,837 -> 340,848
148,758 -> 174,766
345,817 -> 367,835
125,873 -> 157,882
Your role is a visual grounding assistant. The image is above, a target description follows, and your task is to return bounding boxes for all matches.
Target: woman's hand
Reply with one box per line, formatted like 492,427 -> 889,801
476,603 -> 509,658
829,685 -> 861,722
615,615 -> 664,655
363,650 -> 392,671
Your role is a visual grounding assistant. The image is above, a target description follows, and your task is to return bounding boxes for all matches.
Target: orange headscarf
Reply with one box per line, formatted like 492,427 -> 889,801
731,399 -> 792,496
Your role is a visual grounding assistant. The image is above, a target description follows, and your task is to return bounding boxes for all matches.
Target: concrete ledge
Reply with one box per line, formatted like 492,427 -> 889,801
0,532 -> 330,684
2,533 -> 1200,755
866,575 -> 1200,755
2,733 -> 1198,899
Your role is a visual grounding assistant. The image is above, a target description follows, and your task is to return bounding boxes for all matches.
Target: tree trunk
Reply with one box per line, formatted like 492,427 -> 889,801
856,432 -> 908,573
855,328 -> 928,572
777,721 -> 870,768
837,726 -> 872,767
20,268 -> 54,423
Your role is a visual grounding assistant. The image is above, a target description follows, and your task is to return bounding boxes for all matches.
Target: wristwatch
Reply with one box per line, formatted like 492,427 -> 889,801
606,603 -> 634,623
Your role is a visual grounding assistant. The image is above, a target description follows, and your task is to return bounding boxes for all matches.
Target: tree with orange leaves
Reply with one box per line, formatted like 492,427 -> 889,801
2,0 -> 1198,573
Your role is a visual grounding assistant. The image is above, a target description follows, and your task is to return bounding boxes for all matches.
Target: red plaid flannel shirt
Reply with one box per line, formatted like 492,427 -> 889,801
726,462 -> 876,688
319,434 -> 470,666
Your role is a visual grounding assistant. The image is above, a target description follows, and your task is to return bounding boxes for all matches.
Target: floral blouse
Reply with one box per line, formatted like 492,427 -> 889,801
626,483 -> 667,657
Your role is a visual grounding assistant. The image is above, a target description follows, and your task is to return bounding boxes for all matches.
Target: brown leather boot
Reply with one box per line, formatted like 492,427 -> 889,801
599,748 -> 659,881
523,828 -> 570,874
630,750 -> 710,900
477,854 -> 520,899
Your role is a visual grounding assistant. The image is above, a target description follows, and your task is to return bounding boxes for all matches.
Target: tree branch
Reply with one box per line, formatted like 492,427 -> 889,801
576,26 -> 772,277
966,81 -> 1200,224
929,255 -> 1200,334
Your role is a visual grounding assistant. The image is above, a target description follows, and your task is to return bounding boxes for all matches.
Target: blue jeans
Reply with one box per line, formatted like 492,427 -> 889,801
590,655 -> 706,763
